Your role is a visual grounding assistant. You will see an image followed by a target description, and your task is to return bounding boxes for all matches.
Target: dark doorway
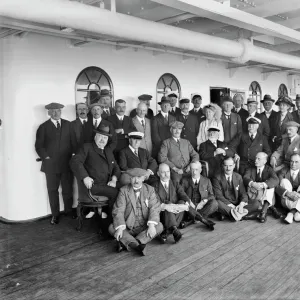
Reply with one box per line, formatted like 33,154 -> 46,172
210,87 -> 230,107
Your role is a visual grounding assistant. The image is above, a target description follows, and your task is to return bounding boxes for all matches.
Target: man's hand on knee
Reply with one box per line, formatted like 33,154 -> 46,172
147,223 -> 156,239
114,227 -> 124,241
83,177 -> 94,189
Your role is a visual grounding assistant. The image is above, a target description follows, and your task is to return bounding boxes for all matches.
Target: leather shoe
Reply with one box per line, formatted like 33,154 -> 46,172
116,241 -> 125,253
157,230 -> 168,244
269,206 -> 283,219
50,216 -> 59,225
172,227 -> 182,243
195,213 -> 215,230
215,212 -> 225,221
179,220 -> 194,229
257,211 -> 267,223
137,244 -> 146,256
242,213 -> 258,221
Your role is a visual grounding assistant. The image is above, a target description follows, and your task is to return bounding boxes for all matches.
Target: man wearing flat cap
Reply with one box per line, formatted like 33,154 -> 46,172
189,93 -> 206,124
199,126 -> 235,178
236,117 -> 271,176
176,98 -> 199,149
130,94 -> 154,120
158,121 -> 199,183
151,97 -> 176,158
270,96 -> 294,151
119,131 -> 158,186
35,102 -> 75,225
292,94 -> 300,124
271,121 -> 300,170
109,168 -> 163,256
221,96 -> 243,149
167,92 -> 181,116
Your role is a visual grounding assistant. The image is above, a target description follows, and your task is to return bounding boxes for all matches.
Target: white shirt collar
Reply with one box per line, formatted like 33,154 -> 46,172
79,117 -> 87,124
51,118 -> 61,126
257,165 -> 265,173
173,137 -> 180,142
265,109 -> 272,114
194,107 -> 200,112
249,132 -> 257,138
291,169 -> 300,176
116,114 -> 124,121
281,112 -> 287,118
250,112 -> 256,117
236,107 -> 241,113
290,135 -> 297,143
129,145 -> 138,153
171,106 -> 176,112
192,177 -> 200,184
225,174 -> 232,181
136,115 -> 145,123
93,117 -> 101,124
161,111 -> 168,118
161,180 -> 169,187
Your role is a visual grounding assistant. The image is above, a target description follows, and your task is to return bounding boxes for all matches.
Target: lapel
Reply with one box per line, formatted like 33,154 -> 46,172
232,173 -> 239,199
126,147 -> 140,164
158,181 -> 168,201
220,173 -> 228,192
243,133 -> 251,145
122,116 -> 129,130
128,185 -> 137,214
207,139 -> 217,150
75,118 -> 83,141
47,118 -> 58,133
140,185 -> 148,219
289,135 -> 300,153
132,116 -> 144,132
156,113 -> 166,126
198,175 -> 204,191
170,137 -> 180,148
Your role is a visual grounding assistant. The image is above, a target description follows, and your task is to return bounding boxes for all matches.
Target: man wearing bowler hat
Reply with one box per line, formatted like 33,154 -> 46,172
151,96 -> 176,158
260,94 -> 278,123
35,102 -> 75,225
130,94 -> 154,119
176,98 -> 199,149
189,93 -> 206,124
167,92 -> 181,116
292,94 -> 300,124
109,168 -> 163,256
98,89 -> 116,119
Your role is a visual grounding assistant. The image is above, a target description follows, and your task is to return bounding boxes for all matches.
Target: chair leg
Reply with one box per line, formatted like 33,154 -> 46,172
76,204 -> 83,231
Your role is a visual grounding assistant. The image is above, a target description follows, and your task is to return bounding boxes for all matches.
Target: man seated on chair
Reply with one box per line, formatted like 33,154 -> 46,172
109,168 -> 163,256
270,121 -> 300,171
199,126 -> 235,178
275,153 -> 300,224
119,131 -> 158,186
181,161 -> 218,225
243,152 -> 280,223
158,121 -> 199,183
70,124 -> 120,233
212,156 -> 260,221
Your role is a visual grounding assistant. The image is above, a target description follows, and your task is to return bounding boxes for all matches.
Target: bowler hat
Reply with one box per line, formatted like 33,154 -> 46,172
221,95 -> 233,103
94,124 -> 112,137
247,98 -> 258,105
261,94 -> 275,103
158,97 -> 171,105
45,102 -> 64,109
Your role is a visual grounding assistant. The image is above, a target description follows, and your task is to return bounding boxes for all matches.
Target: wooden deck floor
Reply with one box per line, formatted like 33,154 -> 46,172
1,215 -> 300,300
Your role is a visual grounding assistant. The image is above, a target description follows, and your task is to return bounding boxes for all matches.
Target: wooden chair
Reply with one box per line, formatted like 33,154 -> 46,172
76,177 -> 109,231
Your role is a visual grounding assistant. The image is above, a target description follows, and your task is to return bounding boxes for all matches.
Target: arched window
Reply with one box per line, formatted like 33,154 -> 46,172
278,83 -> 288,98
75,66 -> 114,106
156,73 -> 181,113
249,81 -> 262,112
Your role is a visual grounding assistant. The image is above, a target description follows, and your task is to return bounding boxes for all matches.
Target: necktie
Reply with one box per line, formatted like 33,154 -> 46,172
82,120 -> 86,126
195,179 -> 198,185
227,176 -> 231,187
165,114 -> 168,122
194,109 -> 198,113
257,169 -> 262,181
177,139 -> 180,146
56,121 -> 60,130
141,120 -> 145,128
289,138 -> 292,145
250,134 -> 254,141
134,188 -> 141,199
226,115 -> 230,119
134,150 -> 138,157
106,109 -> 110,116
164,183 -> 168,194
94,120 -> 98,129
292,171 -> 296,182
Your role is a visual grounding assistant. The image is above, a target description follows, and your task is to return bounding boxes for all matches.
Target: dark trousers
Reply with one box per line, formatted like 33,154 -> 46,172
160,211 -> 184,229
45,171 -> 73,217
189,199 -> 219,218
91,184 -> 119,207
218,200 -> 260,219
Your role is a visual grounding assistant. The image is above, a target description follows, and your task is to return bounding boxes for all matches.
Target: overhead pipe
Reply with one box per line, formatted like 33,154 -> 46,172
1,0 -> 300,69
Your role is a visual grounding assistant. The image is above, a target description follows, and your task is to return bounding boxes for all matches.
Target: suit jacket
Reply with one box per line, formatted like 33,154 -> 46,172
132,116 -> 152,155
158,138 -> 199,170
112,183 -> 161,230
221,112 -> 242,149
70,118 -> 92,153
212,172 -> 248,205
276,167 -> 300,196
35,119 -> 74,174
261,110 -> 278,126
151,112 -> 176,157
272,134 -> 300,165
292,110 -> 300,125
189,108 -> 206,124
199,139 -> 235,177
176,113 -> 199,149
101,107 -> 116,119
243,165 -> 279,189
119,146 -> 157,173
181,175 -> 216,205
70,142 -> 121,184
153,180 -> 189,205
237,132 -> 271,165
107,114 -> 136,153
233,107 -> 249,133
169,107 -> 181,116
130,108 -> 154,120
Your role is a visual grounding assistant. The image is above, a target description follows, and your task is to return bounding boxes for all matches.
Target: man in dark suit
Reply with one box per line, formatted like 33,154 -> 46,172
35,103 -> 75,225
107,99 -> 136,155
151,97 -> 176,158
167,92 -> 181,116
176,98 -> 199,149
270,96 -> 294,151
221,96 -> 243,149
199,126 -> 235,178
232,93 -> 248,133
189,93 -> 206,124
130,94 -> 154,119
243,152 -> 280,223
98,89 -> 116,119
276,153 -> 300,224
212,156 -> 260,221
236,117 -> 271,176
119,131 -> 158,186
292,94 -> 300,124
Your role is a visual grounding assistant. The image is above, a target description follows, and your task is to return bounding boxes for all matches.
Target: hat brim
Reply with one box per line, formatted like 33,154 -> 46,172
93,129 -> 112,137
128,135 -> 143,139
275,100 -> 294,107
261,99 -> 275,103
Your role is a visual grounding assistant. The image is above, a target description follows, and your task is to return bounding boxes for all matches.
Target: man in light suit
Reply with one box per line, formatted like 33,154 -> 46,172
109,168 -> 163,256
98,89 -> 116,119
271,121 -> 300,170
243,152 -> 280,223
232,93 -> 248,133
151,97 -> 176,158
35,102 -> 75,225
107,99 -> 136,155
276,153 -> 300,224
212,156 -> 260,221
189,93 -> 206,124
119,132 -> 158,186
132,102 -> 152,155
167,92 -> 181,116
158,121 -> 199,183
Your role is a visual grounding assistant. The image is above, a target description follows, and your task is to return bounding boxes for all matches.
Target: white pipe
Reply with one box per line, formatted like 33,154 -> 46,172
1,0 -> 300,69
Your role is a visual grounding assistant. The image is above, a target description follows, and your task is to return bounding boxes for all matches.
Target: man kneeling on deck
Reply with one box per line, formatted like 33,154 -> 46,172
109,168 -> 163,256
153,163 -> 215,244
212,156 -> 260,221
275,153 -> 300,224
243,152 -> 281,223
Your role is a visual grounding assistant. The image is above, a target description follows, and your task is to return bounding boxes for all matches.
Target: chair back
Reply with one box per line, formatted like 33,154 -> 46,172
76,176 -> 93,203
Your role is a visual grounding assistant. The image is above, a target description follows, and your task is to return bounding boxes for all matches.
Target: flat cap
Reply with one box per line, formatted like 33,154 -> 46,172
138,94 -> 152,101
45,102 -> 64,109
170,121 -> 184,129
94,124 -> 112,137
179,98 -> 190,104
100,89 -> 111,97
126,168 -> 148,177
89,102 -> 102,109
191,93 -> 202,101
246,116 -> 261,124
247,97 -> 258,105
128,131 -> 144,139
221,95 -> 233,103
158,96 -> 171,105
275,96 -> 294,107
208,126 -> 220,132
166,92 -> 178,98
286,121 -> 300,128
261,94 -> 275,103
